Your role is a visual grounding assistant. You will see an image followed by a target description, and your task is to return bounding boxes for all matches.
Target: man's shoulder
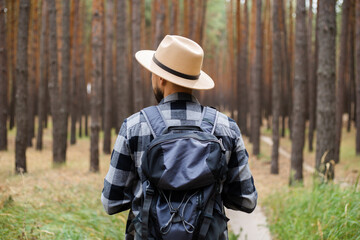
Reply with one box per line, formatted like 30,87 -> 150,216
124,111 -> 146,130
214,111 -> 241,136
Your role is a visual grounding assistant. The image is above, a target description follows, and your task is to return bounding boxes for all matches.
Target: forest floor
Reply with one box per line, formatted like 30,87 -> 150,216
0,121 -> 359,239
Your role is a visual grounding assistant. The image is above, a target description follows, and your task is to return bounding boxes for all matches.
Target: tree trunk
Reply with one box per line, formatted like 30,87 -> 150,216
132,0 -> 143,111
9,0 -> 18,130
183,0 -> 189,37
70,0 -> 79,145
271,0 -> 281,174
26,0 -> 37,147
116,0 -> 130,131
355,0 -> 360,154
15,0 -> 30,173
335,0 -> 351,163
47,0 -> 62,164
57,0 -> 70,160
154,0 -> 165,48
250,0 -> 262,156
103,0 -> 114,154
90,0 -> 103,173
315,0 -> 336,180
280,0 -> 291,139
308,0 -> 316,152
36,0 -> 47,151
227,0 -> 235,118
170,0 -> 178,35
346,4 -> 355,133
290,0 -> 308,184
0,0 -> 7,150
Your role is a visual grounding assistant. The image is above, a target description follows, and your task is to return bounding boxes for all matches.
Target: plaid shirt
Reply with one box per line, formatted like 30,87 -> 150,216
101,92 -> 257,239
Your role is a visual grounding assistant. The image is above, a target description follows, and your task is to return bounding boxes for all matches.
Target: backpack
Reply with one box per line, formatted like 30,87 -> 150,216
132,106 -> 229,240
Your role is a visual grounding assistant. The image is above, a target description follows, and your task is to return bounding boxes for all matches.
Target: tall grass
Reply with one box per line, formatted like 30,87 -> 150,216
264,180 -> 360,240
0,174 -> 127,239
0,124 -> 127,239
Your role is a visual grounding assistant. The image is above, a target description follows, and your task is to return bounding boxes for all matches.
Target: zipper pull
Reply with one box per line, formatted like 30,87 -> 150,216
218,138 -> 226,152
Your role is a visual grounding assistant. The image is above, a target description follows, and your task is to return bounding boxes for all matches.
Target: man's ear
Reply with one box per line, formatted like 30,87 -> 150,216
159,77 -> 167,86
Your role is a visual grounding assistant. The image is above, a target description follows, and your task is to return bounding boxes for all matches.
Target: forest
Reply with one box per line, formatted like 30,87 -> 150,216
0,0 -> 359,239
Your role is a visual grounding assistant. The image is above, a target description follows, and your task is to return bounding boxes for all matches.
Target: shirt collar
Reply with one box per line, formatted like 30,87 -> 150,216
159,92 -> 200,105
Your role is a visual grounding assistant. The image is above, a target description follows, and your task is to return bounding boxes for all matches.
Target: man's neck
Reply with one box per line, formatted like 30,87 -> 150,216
163,86 -> 193,98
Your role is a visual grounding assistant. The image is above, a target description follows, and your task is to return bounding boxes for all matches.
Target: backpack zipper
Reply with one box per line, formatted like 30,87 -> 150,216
148,136 -> 226,152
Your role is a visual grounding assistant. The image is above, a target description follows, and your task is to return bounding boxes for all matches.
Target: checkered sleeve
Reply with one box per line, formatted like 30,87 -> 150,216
221,118 -> 258,213
101,119 -> 137,215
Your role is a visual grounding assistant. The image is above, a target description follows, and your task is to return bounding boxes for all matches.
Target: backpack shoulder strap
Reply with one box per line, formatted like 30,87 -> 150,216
141,106 -> 168,138
200,107 -> 219,134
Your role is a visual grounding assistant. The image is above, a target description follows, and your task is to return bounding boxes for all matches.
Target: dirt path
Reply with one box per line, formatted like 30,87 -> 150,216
226,207 -> 271,240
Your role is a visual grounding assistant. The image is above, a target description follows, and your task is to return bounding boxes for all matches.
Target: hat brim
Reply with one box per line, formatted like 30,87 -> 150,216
135,50 -> 215,90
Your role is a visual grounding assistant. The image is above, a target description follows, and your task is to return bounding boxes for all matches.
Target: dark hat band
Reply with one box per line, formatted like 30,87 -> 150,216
152,55 -> 200,80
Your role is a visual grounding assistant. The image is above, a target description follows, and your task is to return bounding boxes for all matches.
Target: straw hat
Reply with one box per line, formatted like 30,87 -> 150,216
135,35 -> 214,90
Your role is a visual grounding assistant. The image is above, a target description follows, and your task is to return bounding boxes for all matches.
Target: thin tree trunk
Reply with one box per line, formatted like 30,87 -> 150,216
0,0 -> 7,150
308,0 -> 316,152
15,0 -> 30,173
116,0 -> 130,130
132,0 -> 143,111
346,4 -> 355,133
9,0 -> 18,130
315,0 -> 336,180
90,0 -> 103,173
103,0 -> 114,154
170,0 -> 178,35
335,0 -> 351,163
154,0 -> 165,48
27,0 -> 37,147
243,0 -> 249,136
271,0 -> 282,174
183,0 -> 189,37
47,0 -> 62,164
250,0 -> 262,156
36,0 -> 47,150
70,0 -> 79,145
227,0 -> 235,118
290,0 -> 308,184
58,0 -> 70,160
356,0 -> 360,154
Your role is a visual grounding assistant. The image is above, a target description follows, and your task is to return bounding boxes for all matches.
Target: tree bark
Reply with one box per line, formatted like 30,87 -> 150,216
290,0 -> 308,184
335,0 -> 351,163
170,0 -> 178,35
132,0 -> 143,111
58,0 -> 70,160
356,0 -> 360,154
308,0 -> 316,152
9,0 -> 18,130
103,0 -> 114,154
47,0 -> 62,164
15,0 -> 30,173
90,0 -> 103,172
70,0 -> 79,145
271,0 -> 281,174
250,0 -> 262,156
26,0 -> 37,147
36,0 -> 48,150
116,0 -> 130,131
154,0 -> 165,48
346,4 -> 355,133
315,0 -> 336,180
0,0 -> 7,150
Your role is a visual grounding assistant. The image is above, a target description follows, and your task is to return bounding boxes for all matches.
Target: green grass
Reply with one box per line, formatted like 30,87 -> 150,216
264,181 -> 360,240
0,121 -> 126,239
0,178 -> 127,239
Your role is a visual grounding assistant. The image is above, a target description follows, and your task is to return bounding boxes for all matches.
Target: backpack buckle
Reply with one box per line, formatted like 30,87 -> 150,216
146,188 -> 154,196
145,181 -> 155,196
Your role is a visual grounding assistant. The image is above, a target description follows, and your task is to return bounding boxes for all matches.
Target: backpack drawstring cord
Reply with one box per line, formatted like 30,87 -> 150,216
159,190 -> 198,234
